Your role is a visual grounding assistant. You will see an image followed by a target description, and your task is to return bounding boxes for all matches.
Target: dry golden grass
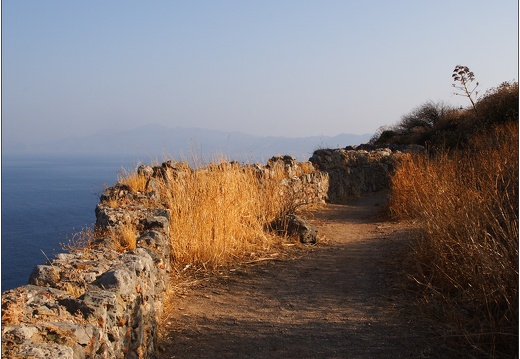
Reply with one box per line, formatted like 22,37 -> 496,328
118,168 -> 148,193
61,226 -> 113,256
67,219 -> 138,254
105,198 -> 120,208
111,223 -> 137,252
300,161 -> 317,175
61,226 -> 97,253
159,158 -> 295,271
390,122 -> 518,358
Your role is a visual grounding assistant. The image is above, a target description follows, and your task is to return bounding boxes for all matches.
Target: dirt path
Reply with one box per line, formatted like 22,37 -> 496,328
157,191 -> 452,359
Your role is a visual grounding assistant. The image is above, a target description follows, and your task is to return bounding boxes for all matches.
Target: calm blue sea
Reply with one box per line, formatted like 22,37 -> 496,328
1,155 -> 141,292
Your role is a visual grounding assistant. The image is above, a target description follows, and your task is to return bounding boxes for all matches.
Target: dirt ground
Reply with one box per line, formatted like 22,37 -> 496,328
157,191 -> 455,359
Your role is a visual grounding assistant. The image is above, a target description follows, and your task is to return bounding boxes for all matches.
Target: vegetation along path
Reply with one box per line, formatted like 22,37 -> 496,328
157,191 -> 454,359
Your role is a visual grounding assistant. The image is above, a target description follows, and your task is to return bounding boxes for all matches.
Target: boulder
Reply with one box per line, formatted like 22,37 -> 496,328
284,214 -> 318,244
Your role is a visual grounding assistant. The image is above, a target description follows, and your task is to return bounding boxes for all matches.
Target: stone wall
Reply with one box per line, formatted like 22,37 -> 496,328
1,156 -> 328,359
2,206 -> 171,359
309,145 -> 416,203
264,155 -> 329,208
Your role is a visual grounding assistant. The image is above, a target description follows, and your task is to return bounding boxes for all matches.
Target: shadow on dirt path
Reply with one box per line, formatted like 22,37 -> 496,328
157,191 -> 455,359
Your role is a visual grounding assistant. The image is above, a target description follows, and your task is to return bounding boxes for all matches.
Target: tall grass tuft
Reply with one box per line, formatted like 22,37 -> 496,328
390,122 -> 518,357
117,167 -> 148,193
111,223 -> 137,252
155,157 -> 304,272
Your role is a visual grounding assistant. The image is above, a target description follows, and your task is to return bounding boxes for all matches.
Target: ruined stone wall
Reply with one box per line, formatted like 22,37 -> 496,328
264,155 -> 330,207
2,206 -> 171,359
309,145 -> 418,203
1,156 -> 328,359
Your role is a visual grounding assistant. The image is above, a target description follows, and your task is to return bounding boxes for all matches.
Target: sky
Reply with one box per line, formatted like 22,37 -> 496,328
2,1 -> 518,149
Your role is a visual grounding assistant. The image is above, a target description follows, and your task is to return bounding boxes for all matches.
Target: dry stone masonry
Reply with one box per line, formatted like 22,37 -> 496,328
2,147 -> 412,358
310,144 -> 419,203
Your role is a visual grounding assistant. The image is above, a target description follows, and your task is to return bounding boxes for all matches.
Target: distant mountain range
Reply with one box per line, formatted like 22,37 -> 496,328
5,124 -> 372,162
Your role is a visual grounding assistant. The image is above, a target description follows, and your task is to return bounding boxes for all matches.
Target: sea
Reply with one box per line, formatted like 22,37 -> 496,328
1,154 -> 143,292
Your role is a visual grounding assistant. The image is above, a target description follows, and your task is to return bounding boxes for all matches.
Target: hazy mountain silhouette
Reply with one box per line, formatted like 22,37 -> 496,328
6,124 -> 371,162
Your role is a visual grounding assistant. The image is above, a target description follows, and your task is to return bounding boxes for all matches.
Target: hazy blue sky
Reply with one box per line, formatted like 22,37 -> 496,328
3,1 -> 518,148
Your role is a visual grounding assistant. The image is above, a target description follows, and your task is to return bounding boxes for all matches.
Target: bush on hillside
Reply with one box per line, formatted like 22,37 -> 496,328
474,81 -> 519,126
370,81 -> 518,148
370,101 -> 458,146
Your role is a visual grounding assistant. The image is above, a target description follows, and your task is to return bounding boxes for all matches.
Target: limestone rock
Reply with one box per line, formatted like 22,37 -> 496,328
28,265 -> 61,287
94,268 -> 136,295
